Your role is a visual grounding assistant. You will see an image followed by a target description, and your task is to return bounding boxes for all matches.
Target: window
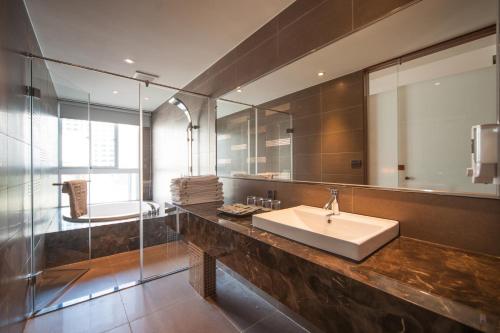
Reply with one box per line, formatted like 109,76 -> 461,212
118,124 -> 139,169
61,119 -> 89,167
91,122 -> 116,167
60,118 -> 140,205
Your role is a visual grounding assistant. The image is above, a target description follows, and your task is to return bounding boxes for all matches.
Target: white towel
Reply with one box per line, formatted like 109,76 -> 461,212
171,183 -> 222,194
170,175 -> 223,205
171,175 -> 219,185
172,197 -> 223,205
171,192 -> 223,201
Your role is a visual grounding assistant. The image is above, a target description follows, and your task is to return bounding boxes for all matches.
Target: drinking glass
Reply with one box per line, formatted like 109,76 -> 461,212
271,200 -> 281,210
246,196 -> 256,206
255,197 -> 264,207
263,199 -> 273,210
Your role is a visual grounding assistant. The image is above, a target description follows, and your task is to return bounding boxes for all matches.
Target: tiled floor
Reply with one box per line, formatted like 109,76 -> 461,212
25,267 -> 308,333
38,241 -> 189,307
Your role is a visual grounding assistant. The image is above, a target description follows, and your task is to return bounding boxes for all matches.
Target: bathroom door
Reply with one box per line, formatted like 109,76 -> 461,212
31,58 -> 92,312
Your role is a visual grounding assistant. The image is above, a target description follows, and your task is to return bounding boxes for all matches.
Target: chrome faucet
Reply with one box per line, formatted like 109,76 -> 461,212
323,187 -> 340,215
145,202 -> 159,215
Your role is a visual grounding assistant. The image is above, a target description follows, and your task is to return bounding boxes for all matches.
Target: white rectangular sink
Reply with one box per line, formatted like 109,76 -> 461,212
252,205 -> 399,261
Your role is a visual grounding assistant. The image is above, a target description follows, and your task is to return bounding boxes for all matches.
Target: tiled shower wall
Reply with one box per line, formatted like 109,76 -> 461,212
0,0 -> 58,332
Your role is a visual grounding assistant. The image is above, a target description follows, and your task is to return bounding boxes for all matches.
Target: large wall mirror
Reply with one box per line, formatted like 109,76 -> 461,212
216,0 -> 499,198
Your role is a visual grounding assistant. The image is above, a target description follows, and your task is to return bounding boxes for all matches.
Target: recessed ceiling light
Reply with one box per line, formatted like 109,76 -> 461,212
318,71 -> 325,77
112,90 -> 118,94
144,97 -> 149,100
236,87 -> 242,93
434,82 -> 441,86
124,58 -> 135,64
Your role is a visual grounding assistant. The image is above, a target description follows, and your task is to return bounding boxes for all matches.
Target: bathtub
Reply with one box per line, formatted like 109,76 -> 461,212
62,201 -> 160,223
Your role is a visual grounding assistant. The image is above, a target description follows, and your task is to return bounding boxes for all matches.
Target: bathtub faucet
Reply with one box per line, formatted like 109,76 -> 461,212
145,202 -> 159,215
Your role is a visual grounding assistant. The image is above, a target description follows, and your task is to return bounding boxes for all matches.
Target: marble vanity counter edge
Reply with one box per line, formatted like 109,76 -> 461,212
175,202 -> 499,332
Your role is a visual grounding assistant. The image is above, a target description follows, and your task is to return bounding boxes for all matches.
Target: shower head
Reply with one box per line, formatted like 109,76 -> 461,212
168,97 -> 192,123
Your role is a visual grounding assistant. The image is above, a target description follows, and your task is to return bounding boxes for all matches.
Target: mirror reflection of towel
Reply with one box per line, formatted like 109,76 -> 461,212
62,180 -> 88,218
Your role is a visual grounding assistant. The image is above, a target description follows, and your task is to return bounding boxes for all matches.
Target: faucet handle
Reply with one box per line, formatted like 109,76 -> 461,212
327,187 -> 338,195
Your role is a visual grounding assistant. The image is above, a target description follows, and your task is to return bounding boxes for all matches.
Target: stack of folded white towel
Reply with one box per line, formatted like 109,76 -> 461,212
170,175 -> 223,205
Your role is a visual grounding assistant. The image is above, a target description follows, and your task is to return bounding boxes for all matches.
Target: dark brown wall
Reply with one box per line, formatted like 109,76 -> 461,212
198,0 -> 500,258
262,71 -> 365,183
0,0 -> 59,331
222,177 -> 500,257
184,0 -> 420,98
217,71 -> 365,183
0,0 -> 57,332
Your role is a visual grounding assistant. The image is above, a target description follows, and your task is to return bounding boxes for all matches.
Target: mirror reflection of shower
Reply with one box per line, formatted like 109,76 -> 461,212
168,97 -> 198,176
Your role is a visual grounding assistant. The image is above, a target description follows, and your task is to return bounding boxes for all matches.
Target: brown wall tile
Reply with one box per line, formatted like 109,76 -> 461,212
290,93 -> 321,116
183,1 -> 421,100
322,106 -> 364,133
275,0 -> 327,30
276,181 -> 354,212
322,173 -> 364,184
217,70 -> 365,185
293,113 -> 322,137
293,154 -> 321,180
352,187 -> 500,256
236,36 -> 280,87
322,152 -> 364,175
353,0 -> 418,29
278,0 -> 353,65
322,129 -> 364,154
236,20 -> 278,59
294,134 -> 322,154
321,71 -> 364,112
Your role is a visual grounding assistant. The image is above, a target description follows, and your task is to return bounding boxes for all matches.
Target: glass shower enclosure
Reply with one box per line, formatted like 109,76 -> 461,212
28,55 -> 211,314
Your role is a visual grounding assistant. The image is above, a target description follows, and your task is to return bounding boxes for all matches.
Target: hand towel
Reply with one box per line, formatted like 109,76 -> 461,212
62,180 -> 88,219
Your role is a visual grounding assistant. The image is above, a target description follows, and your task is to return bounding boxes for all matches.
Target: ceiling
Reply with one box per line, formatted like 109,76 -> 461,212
220,0 -> 497,116
25,0 -> 294,111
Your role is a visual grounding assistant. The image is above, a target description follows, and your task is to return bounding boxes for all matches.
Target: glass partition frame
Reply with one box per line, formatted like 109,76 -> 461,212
28,55 -> 211,316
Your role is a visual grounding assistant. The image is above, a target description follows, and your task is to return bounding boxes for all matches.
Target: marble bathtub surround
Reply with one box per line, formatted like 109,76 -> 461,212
179,202 -> 499,332
44,214 -> 182,268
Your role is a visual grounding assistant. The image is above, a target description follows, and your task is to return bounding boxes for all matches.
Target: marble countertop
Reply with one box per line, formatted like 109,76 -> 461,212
177,201 -> 500,332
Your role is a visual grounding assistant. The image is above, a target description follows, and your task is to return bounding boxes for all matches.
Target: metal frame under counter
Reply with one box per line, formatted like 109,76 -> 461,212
175,202 -> 499,333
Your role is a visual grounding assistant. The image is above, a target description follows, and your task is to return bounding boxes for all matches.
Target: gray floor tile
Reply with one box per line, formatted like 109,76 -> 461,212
119,270 -> 198,322
244,312 -> 308,333
130,297 -> 238,333
24,292 -> 128,333
212,276 -> 276,330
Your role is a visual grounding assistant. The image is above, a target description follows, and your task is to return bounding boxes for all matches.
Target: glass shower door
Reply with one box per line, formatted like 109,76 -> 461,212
138,83 -> 209,280
31,58 -> 91,312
